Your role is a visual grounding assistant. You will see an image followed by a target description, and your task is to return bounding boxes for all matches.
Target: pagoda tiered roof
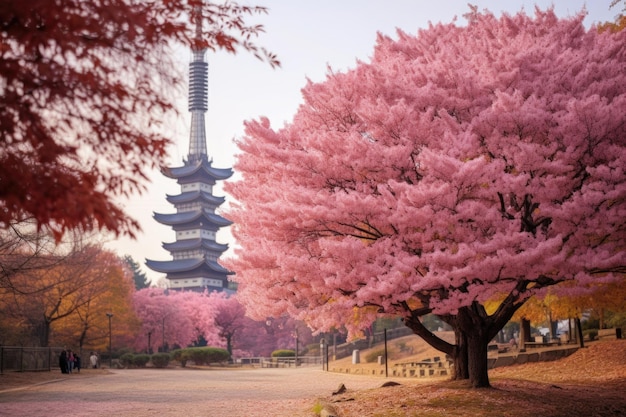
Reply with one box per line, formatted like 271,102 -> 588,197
153,209 -> 232,228
162,158 -> 233,181
162,238 -> 228,253
146,9 -> 234,292
145,257 -> 232,275
166,190 -> 225,206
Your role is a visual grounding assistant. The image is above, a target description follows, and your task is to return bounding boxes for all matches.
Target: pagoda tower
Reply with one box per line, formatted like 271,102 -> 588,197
146,7 -> 233,292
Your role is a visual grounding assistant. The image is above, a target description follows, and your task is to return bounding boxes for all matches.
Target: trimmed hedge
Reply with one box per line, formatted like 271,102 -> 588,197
119,353 -> 135,368
113,347 -> 229,369
170,349 -> 187,367
119,353 -> 150,368
183,347 -> 230,365
151,353 -> 170,368
133,354 -> 150,368
271,349 -> 296,358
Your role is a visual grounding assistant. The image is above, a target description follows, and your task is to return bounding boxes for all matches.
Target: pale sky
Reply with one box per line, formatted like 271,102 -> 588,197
105,1 -> 618,284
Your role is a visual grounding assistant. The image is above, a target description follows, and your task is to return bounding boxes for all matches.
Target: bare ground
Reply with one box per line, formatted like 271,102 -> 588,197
2,339 -> 625,416
0,368 -> 111,392
320,339 -> 626,417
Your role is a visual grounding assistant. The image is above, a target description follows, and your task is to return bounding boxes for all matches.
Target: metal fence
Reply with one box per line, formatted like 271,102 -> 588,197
332,327 -> 414,360
237,356 -> 322,368
0,346 -> 64,374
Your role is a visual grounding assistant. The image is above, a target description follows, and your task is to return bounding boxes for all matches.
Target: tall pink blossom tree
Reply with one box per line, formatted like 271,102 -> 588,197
175,290 -> 223,347
206,293 -> 313,357
207,292 -> 249,356
225,8 -> 626,388
132,288 -> 196,352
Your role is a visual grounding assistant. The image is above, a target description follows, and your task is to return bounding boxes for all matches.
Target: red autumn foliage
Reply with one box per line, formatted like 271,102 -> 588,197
0,0 -> 277,239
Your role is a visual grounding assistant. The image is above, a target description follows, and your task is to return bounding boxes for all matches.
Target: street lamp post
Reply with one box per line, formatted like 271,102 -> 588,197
294,328 -> 299,367
161,316 -> 166,353
319,339 -> 325,371
106,313 -> 113,368
325,340 -> 329,371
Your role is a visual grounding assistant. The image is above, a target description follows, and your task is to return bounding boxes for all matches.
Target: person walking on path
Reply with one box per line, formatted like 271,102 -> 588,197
67,350 -> 75,374
74,354 -> 81,373
59,350 -> 68,374
89,352 -> 98,369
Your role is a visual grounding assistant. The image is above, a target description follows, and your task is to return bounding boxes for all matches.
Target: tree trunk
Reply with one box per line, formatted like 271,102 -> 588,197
575,317 -> 585,348
599,309 -> 605,329
466,329 -> 490,388
547,311 -> 557,341
79,324 -> 88,358
568,318 -> 573,343
402,314 -> 462,378
226,334 -> 233,356
402,297 -> 526,388
519,318 -> 531,351
403,316 -> 472,381
455,305 -> 492,388
451,330 -> 469,380
36,319 -> 51,347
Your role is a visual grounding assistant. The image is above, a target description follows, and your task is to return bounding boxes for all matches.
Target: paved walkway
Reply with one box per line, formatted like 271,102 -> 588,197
0,367 -> 382,417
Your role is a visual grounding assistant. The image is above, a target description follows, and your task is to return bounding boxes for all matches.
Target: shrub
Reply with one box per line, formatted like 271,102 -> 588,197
119,353 -> 135,368
271,349 -> 295,358
169,349 -> 188,367
151,353 -> 170,368
606,311 -> 626,331
582,318 -> 600,331
584,329 -> 598,341
133,354 -> 150,368
184,347 -> 230,365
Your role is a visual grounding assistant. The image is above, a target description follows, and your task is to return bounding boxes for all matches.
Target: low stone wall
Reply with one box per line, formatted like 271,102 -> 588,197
391,357 -> 452,378
330,355 -> 453,379
330,367 -> 390,377
329,347 -> 580,378
488,347 -> 578,369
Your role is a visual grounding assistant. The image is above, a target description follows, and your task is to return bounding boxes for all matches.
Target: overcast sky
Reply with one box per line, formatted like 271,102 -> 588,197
105,1 -> 618,284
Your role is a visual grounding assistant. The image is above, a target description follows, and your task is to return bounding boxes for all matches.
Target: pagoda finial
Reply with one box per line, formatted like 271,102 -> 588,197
194,5 -> 203,44
188,3 -> 208,163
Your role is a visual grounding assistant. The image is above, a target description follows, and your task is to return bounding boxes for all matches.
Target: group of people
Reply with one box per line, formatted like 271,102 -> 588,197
59,350 -> 101,373
58,349 -> 80,374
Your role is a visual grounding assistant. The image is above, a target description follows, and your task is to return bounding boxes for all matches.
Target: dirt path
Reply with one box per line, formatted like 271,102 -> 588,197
3,339 -> 625,416
0,367 -> 392,417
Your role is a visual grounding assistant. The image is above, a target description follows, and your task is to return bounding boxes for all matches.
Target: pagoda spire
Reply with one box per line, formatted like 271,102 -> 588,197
146,2 -> 233,293
188,5 -> 208,162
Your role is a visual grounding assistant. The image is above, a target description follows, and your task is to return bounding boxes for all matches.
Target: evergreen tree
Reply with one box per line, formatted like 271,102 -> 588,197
123,255 -> 149,290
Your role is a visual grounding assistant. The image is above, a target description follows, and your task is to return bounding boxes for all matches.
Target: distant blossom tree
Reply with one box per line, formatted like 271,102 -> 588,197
204,295 -> 316,357
226,8 -> 626,387
208,292 -> 250,356
0,0 -> 277,239
176,290 -> 222,347
132,288 -> 196,352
